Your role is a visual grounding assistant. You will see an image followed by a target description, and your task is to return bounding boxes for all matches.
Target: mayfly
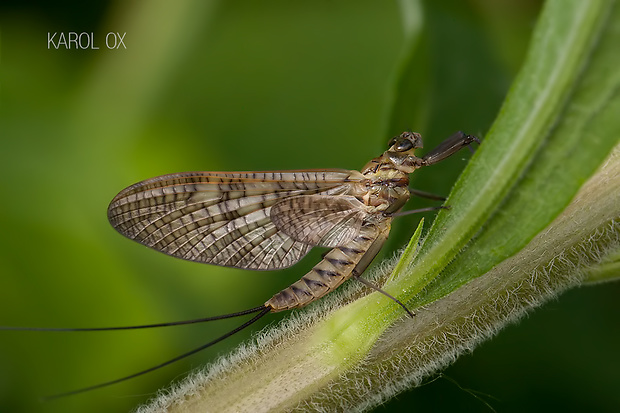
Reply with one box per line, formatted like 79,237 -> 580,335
3,130 -> 478,397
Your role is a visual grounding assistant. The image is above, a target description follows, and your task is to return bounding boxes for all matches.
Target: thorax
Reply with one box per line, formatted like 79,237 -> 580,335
348,166 -> 411,214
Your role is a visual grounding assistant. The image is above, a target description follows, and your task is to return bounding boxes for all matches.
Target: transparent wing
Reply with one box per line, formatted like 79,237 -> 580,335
107,170 -> 359,270
270,195 -> 369,247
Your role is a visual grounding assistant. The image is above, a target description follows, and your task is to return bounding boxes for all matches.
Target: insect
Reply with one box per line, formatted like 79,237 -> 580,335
108,131 -> 477,311
3,130 -> 478,397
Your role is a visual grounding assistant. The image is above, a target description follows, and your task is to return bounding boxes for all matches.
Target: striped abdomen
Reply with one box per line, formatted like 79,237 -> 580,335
265,219 -> 391,312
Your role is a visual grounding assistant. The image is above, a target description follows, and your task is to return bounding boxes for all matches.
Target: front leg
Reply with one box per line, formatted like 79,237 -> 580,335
421,131 -> 480,166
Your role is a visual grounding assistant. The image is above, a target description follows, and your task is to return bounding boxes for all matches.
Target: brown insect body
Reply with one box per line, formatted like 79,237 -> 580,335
108,131 -> 477,312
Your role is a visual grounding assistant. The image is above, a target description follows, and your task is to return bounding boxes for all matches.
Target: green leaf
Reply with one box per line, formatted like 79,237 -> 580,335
387,0 -> 620,306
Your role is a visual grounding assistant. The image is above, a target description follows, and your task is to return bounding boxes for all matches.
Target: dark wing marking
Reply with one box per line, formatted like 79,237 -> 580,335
107,170 -> 359,270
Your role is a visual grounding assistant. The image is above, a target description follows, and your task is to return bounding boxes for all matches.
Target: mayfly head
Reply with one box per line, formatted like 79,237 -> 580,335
387,131 -> 423,153
363,131 -> 426,174
386,131 -> 425,170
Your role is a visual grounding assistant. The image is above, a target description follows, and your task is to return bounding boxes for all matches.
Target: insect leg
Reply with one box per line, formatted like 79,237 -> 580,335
352,275 -> 415,318
409,188 -> 446,201
421,131 -> 480,166
386,205 -> 449,218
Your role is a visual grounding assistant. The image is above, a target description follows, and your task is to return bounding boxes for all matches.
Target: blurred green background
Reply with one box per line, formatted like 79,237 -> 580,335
1,1 -> 618,412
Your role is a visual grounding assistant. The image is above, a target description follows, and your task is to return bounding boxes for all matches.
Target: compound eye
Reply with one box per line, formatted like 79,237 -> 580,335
387,137 -> 398,147
393,138 -> 414,152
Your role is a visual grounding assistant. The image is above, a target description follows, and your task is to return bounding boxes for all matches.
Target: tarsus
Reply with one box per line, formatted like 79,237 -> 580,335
353,276 -> 415,318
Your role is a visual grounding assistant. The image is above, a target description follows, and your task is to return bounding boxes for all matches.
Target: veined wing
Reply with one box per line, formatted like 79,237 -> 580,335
271,195 -> 370,247
107,170 -> 361,270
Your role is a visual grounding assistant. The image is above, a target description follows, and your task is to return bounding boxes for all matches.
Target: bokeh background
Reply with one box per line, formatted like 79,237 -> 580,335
1,1 -> 618,412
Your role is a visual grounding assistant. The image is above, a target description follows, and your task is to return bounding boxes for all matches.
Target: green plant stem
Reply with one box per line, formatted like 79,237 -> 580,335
138,144 -> 619,413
